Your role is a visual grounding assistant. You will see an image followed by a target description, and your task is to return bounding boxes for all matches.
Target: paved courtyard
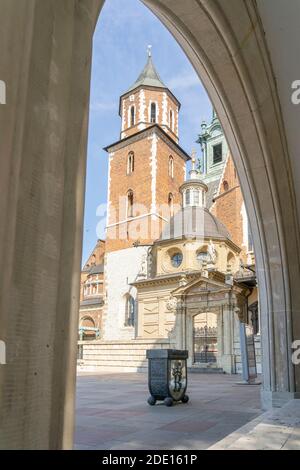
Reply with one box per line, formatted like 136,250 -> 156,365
75,372 -> 261,450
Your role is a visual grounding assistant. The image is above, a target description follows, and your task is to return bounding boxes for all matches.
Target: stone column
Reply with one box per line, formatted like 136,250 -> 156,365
174,297 -> 185,351
0,0 -> 104,449
220,297 -> 235,374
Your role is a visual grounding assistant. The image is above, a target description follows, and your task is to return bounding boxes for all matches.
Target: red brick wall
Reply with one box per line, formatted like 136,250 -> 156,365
106,131 -> 185,252
211,155 -> 247,258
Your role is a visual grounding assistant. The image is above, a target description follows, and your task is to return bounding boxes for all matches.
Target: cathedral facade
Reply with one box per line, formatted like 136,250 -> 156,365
78,52 -> 259,374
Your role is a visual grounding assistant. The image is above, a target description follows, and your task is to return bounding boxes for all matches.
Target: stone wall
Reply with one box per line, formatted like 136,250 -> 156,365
77,338 -> 170,372
234,335 -> 262,375
105,129 -> 185,252
103,246 -> 150,340
211,156 -> 245,255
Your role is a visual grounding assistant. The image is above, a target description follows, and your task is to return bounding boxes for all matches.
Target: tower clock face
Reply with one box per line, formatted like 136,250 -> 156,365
169,359 -> 187,400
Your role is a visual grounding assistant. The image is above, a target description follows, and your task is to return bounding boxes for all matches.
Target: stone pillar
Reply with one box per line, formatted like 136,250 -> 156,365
220,300 -> 235,374
0,0 -> 104,449
174,297 -> 185,351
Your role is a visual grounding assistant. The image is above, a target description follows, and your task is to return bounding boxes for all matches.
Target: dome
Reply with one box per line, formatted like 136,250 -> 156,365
159,206 -> 231,241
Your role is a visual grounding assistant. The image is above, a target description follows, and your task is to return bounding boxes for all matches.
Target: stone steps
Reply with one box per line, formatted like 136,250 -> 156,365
188,367 -> 225,374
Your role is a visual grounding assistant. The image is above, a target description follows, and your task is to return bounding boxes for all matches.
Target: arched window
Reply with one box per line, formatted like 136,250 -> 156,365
168,193 -> 174,217
79,316 -> 96,340
193,189 -> 200,206
223,180 -> 229,191
169,109 -> 174,130
127,190 -> 134,218
196,251 -> 211,264
227,253 -> 235,273
130,106 -> 135,127
168,155 -> 174,178
185,189 -> 191,206
127,152 -> 134,174
150,102 -> 156,123
125,295 -> 135,327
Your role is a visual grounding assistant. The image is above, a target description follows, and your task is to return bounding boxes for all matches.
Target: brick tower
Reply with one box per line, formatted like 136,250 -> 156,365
103,47 -> 190,340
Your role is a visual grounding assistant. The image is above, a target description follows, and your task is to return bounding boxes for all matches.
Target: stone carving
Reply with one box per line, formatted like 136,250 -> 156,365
208,240 -> 217,263
166,296 -> 178,311
137,253 -> 147,278
166,296 -> 184,312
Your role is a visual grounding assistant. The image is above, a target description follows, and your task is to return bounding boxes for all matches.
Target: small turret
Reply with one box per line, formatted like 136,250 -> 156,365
179,149 -> 208,208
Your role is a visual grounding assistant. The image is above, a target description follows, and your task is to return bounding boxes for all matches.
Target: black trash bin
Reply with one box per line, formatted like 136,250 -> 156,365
146,349 -> 189,406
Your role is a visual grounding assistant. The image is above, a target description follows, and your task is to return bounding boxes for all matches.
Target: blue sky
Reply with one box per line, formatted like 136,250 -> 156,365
82,0 -> 213,264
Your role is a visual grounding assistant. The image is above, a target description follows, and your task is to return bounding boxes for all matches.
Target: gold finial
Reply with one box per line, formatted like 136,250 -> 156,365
147,45 -> 152,57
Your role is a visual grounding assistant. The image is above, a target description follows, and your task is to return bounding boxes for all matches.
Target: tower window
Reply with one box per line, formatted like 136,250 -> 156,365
168,193 -> 174,217
168,155 -> 174,178
213,143 -> 222,164
223,180 -> 229,191
169,109 -> 174,131
130,106 -> 135,127
150,102 -> 156,123
127,152 -> 134,175
127,190 -> 134,218
193,189 -> 200,206
125,295 -> 135,327
185,189 -> 191,206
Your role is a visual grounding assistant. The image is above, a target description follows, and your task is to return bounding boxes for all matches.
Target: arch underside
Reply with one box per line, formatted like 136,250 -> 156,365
143,0 -> 300,406
0,0 -> 299,450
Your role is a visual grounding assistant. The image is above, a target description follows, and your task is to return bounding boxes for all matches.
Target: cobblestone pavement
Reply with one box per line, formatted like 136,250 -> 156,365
75,372 -> 261,450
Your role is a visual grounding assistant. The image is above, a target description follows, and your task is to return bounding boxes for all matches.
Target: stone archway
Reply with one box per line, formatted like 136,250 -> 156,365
193,311 -> 218,366
1,0 -> 300,450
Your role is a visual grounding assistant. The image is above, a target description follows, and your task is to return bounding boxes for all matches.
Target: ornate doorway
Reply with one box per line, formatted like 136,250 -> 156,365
193,312 -> 218,364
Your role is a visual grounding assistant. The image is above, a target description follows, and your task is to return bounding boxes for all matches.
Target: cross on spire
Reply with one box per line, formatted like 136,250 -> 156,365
147,45 -> 152,57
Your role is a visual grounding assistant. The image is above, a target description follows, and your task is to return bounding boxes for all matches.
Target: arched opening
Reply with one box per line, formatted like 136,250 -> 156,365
168,155 -> 174,178
127,151 -> 134,175
124,294 -> 135,327
168,192 -> 174,217
130,105 -> 135,127
185,188 -> 191,206
127,189 -> 134,218
223,180 -> 229,192
227,252 -> 235,274
196,247 -> 211,265
169,109 -> 173,131
193,312 -> 218,364
150,102 -> 156,123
